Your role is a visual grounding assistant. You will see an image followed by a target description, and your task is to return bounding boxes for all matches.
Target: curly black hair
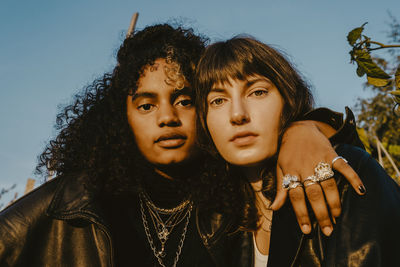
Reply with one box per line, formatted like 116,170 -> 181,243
35,23 -> 249,219
36,24 -> 204,192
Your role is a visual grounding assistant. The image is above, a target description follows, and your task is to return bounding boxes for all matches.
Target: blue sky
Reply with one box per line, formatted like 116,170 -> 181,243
1,0 -> 399,205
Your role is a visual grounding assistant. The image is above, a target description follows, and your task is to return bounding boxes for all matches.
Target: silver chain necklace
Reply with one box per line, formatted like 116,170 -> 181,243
139,191 -> 193,267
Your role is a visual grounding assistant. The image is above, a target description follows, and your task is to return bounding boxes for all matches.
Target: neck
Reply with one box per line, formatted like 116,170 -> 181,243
140,164 -> 190,209
240,163 -> 273,208
242,165 -> 265,190
150,159 -> 202,180
153,159 -> 197,181
154,168 -> 175,180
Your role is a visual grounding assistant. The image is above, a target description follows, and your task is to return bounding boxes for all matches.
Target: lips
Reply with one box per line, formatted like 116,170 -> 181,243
230,131 -> 258,146
155,133 -> 187,148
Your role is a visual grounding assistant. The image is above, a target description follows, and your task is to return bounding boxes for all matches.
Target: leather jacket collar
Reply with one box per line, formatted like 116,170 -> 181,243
47,174 -> 108,228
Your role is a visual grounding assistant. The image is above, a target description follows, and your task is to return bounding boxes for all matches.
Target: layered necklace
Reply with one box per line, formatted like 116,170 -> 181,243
139,190 -> 193,267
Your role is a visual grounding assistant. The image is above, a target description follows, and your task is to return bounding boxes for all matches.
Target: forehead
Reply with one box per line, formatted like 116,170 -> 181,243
136,58 -> 189,94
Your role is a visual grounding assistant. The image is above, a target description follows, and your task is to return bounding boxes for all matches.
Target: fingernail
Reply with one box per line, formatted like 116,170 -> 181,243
332,217 -> 336,225
358,185 -> 366,194
301,224 -> 311,234
322,226 -> 333,236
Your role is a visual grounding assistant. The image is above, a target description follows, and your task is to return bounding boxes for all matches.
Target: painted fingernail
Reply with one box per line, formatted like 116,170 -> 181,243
322,226 -> 333,236
358,185 -> 366,194
301,224 -> 311,234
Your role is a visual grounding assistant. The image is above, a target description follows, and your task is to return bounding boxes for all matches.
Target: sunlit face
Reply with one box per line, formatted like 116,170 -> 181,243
206,75 -> 284,167
127,58 -> 197,166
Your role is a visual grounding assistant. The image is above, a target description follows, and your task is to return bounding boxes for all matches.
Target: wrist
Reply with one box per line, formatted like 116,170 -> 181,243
311,120 -> 337,138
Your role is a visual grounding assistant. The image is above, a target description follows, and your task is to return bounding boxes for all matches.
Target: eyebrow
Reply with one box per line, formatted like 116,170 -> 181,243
171,87 -> 192,97
132,87 -> 192,101
245,77 -> 272,87
171,87 -> 192,102
209,88 -> 227,94
209,78 -> 272,93
131,91 -> 157,101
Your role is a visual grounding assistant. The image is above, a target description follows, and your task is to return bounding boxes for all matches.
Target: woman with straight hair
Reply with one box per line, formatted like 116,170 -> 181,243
195,36 -> 400,266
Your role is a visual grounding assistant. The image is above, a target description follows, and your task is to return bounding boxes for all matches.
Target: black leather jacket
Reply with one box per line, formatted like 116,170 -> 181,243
204,142 -> 400,267
201,109 -> 400,267
1,108 -> 399,267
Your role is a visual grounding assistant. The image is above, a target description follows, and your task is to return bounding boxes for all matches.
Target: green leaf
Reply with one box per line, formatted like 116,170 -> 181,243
354,50 -> 391,79
347,23 -> 367,46
356,65 -> 366,77
395,65 -> 400,89
367,76 -> 390,87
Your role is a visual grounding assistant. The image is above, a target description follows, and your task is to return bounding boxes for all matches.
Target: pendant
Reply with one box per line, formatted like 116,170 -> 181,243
157,250 -> 166,258
158,245 -> 166,257
157,224 -> 170,241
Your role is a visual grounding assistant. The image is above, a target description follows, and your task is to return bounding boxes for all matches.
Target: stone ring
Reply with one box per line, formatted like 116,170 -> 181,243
282,174 -> 302,190
314,162 -> 334,182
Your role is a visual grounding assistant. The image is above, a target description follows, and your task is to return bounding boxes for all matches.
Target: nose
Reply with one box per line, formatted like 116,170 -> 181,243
157,103 -> 181,127
230,99 -> 250,125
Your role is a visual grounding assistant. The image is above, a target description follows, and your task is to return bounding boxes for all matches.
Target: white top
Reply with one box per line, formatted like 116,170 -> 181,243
253,233 -> 269,267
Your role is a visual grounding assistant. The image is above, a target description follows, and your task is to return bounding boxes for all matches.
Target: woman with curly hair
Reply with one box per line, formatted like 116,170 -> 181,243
195,36 -> 400,266
0,22 -> 365,266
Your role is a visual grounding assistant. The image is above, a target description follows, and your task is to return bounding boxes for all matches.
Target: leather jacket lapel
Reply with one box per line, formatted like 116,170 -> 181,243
268,203 -> 304,267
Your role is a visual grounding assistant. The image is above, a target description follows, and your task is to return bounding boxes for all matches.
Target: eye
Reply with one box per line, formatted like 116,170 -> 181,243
209,98 -> 226,107
137,103 -> 155,113
175,96 -> 193,107
250,89 -> 268,97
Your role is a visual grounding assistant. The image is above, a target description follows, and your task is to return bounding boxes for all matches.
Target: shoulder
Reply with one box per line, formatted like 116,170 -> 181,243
0,177 -> 61,221
0,178 -> 61,231
327,144 -> 400,265
336,143 -> 400,194
0,178 -> 61,255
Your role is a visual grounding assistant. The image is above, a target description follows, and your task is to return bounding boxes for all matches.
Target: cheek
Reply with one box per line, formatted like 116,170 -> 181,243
206,113 -> 222,142
184,110 -> 197,130
258,110 -> 282,151
127,116 -> 151,149
206,113 -> 229,157
179,109 -> 197,140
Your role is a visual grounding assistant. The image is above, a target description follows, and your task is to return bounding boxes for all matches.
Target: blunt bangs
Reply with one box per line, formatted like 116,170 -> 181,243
196,38 -> 270,95
195,36 -> 314,150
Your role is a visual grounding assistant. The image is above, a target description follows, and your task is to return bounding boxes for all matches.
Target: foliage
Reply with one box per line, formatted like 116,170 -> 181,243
347,17 -> 400,113
351,14 -> 400,182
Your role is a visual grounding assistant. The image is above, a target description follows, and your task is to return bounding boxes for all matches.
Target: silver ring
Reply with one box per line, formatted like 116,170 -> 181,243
289,181 -> 303,190
331,156 -> 348,167
314,162 -> 334,182
303,175 -> 319,187
282,174 -> 301,190
304,181 -> 318,187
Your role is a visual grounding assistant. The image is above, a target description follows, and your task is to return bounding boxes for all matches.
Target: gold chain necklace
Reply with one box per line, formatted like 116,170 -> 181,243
139,191 -> 193,267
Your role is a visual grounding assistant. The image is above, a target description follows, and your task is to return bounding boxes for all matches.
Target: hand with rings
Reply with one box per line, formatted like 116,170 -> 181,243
271,120 -> 366,236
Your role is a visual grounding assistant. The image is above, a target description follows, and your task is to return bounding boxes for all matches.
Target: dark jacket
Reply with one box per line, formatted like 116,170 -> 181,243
1,108 -> 398,267
270,143 -> 400,267
202,110 -> 400,267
